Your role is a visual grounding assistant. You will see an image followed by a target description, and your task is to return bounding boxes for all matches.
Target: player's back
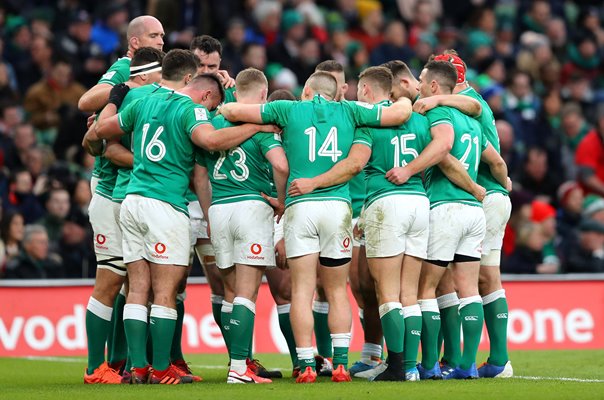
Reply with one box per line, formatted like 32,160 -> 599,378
424,106 -> 484,209
200,115 -> 279,205
122,90 -> 209,214
357,109 -> 430,208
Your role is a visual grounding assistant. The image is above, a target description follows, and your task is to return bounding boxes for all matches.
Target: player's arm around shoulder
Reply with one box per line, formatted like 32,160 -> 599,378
413,94 -> 481,117
380,96 -> 412,126
219,103 -> 264,123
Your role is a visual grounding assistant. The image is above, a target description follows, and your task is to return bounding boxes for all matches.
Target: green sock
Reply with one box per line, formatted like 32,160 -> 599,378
483,291 -> 509,366
221,301 -> 233,354
230,297 -> 256,361
379,303 -> 404,353
419,299 -> 440,368
331,333 -> 351,369
85,297 -> 113,373
313,301 -> 332,357
149,305 -> 177,371
108,292 -> 127,365
123,304 -> 149,368
170,298 -> 185,361
402,305 -> 422,371
277,304 -> 298,367
459,298 -> 484,370
438,294 -> 461,368
211,294 -> 224,336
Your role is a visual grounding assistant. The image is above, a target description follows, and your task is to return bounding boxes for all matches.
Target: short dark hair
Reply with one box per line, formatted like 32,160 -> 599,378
359,66 -> 393,95
423,60 -> 458,93
190,73 -> 225,104
315,60 -> 344,73
190,35 -> 223,57
268,89 -> 296,101
381,60 -> 414,79
131,47 -> 165,67
162,49 -> 198,81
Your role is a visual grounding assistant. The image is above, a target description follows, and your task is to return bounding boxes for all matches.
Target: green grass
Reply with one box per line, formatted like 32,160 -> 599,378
2,350 -> 603,400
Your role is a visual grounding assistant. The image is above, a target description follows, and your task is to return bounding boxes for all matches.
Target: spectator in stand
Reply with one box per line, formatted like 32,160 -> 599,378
369,20 -> 414,66
560,33 -> 601,88
23,54 -> 86,132
59,209 -> 95,278
344,40 -> 369,88
556,181 -> 584,246
576,111 -> 604,197
406,0 -> 438,48
502,223 -> 550,274
292,37 -> 321,84
0,210 -> 24,274
248,0 -> 282,47
18,35 -> 54,93
496,119 -> 521,180
3,169 -> 44,224
91,4 -> 129,56
72,178 -> 92,216
56,10 -> 108,89
37,188 -> 70,248
582,195 -> 604,224
348,0 -> 383,53
547,18 -> 568,63
4,224 -> 63,279
559,103 -> 590,178
563,219 -> 604,273
575,7 -> 604,49
519,147 -> 560,202
530,200 -> 560,273
221,18 -> 247,74
519,0 -> 551,35
267,9 -> 306,73
241,43 -> 267,73
4,16 -> 32,94
5,123 -> 35,170
503,70 -> 542,148
0,61 -> 18,101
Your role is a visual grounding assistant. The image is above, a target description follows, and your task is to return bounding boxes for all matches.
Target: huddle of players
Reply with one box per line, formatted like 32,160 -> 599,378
79,14 -> 513,386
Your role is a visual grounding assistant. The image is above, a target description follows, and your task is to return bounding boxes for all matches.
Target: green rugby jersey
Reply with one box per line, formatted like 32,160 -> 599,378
349,170 -> 365,218
197,115 -> 282,205
459,86 -> 507,195
118,91 -> 212,215
261,95 -> 384,207
92,57 -> 131,179
111,83 -> 168,203
424,106 -> 486,209
354,105 -> 430,208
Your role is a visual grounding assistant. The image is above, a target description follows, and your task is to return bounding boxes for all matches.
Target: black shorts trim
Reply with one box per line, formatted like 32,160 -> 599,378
453,254 -> 481,263
319,257 -> 351,267
425,259 -> 450,268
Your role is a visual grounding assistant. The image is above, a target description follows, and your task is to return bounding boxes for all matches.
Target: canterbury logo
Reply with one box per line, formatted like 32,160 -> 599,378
464,316 -> 478,321
230,319 -> 240,326
431,315 -> 440,320
411,330 -> 421,336
496,313 -> 508,319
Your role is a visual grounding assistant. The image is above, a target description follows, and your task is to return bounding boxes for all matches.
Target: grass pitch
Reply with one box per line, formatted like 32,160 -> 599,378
2,350 -> 603,400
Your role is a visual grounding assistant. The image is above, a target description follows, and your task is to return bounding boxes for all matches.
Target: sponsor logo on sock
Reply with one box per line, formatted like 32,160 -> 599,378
464,315 -> 478,321
230,319 -> 240,326
497,313 -> 508,319
410,330 -> 421,336
431,315 -> 440,320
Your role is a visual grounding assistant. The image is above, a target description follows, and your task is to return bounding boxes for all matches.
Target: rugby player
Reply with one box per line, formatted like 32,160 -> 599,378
82,47 -> 163,384
220,71 -> 413,383
95,73 -> 279,384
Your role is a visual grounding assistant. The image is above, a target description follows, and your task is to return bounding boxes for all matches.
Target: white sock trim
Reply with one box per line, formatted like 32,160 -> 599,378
221,301 -> 233,313
176,290 -> 186,302
482,289 -> 506,305
402,304 -> 422,319
330,332 -> 351,348
361,342 -> 382,359
150,304 -> 177,320
230,358 -> 247,374
123,304 -> 148,323
418,299 -> 439,314
459,295 -> 483,310
210,294 -> 224,305
437,292 -> 459,309
296,347 -> 315,364
233,296 -> 256,314
119,284 -> 127,297
312,301 -> 329,314
87,297 -> 113,321
277,303 -> 291,314
378,302 -> 403,318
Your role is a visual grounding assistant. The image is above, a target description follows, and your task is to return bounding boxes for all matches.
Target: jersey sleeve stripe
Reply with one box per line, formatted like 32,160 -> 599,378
189,120 -> 211,134
98,80 -> 117,86
118,113 -> 124,128
352,139 -> 371,147
377,105 -> 382,121
430,120 -> 453,127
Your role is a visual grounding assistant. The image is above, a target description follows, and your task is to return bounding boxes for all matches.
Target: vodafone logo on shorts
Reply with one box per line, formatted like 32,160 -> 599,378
341,237 -> 351,253
248,243 -> 265,260
95,234 -> 108,250
153,242 -> 168,259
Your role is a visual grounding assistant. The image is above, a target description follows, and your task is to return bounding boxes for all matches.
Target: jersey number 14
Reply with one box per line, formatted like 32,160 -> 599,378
304,127 -> 343,162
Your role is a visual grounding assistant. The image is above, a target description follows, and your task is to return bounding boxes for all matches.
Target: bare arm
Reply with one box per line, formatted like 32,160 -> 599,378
78,83 -> 113,112
288,144 -> 371,196
192,122 -> 280,151
104,140 -> 133,167
481,143 -> 509,188
219,103 -> 264,124
379,96 -> 412,126
193,164 -> 212,221
265,147 -> 289,206
82,123 -> 104,156
413,95 -> 482,117
438,154 -> 485,201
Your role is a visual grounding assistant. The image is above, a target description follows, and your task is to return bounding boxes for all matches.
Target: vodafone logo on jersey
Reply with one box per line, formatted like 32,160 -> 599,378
248,244 -> 264,260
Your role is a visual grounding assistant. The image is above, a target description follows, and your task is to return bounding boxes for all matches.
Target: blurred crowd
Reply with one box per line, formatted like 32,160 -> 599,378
1,0 -> 604,278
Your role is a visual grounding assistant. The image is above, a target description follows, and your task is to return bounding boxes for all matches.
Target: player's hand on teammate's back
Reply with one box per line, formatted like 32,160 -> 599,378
506,177 -> 513,192
385,166 -> 412,185
472,184 -> 487,202
412,97 -> 439,115
108,83 -> 130,109
288,178 -> 317,197
275,239 -> 287,270
257,124 -> 282,134
261,193 -> 285,223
